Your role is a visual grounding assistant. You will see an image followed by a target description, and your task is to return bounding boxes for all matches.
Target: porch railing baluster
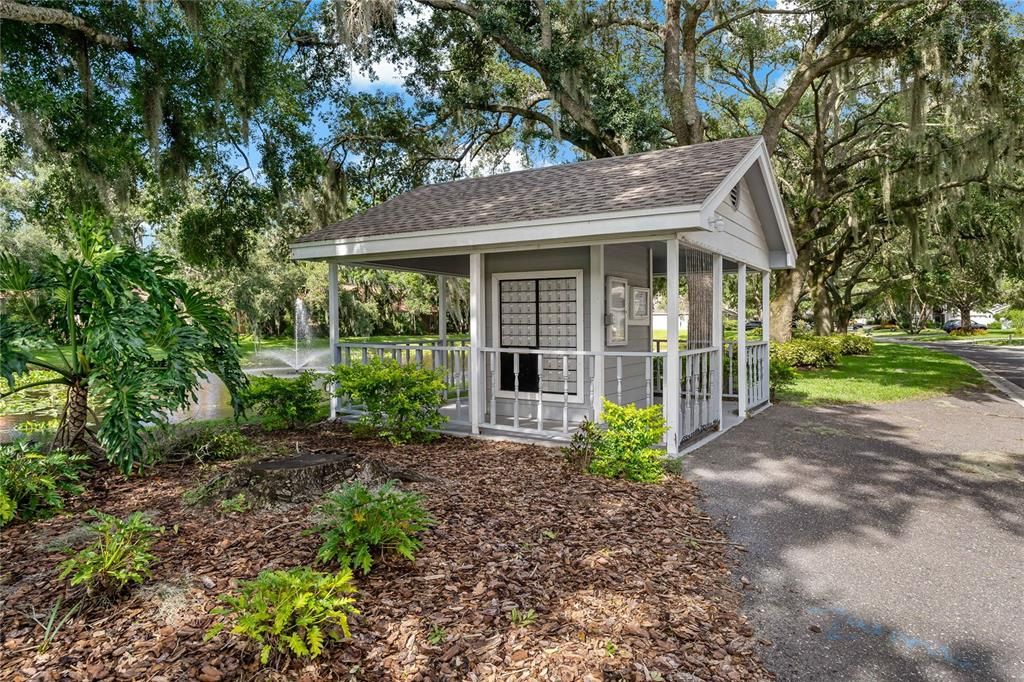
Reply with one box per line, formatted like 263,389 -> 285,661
537,352 -> 545,433
616,356 -> 623,405
561,355 -> 569,433
513,352 -> 520,429
489,351 -> 497,426
645,356 -> 652,407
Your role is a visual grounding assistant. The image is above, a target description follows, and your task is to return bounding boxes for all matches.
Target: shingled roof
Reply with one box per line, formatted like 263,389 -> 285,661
294,136 -> 762,244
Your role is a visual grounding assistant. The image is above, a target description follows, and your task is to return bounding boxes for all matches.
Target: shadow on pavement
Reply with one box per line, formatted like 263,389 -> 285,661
688,393 -> 1024,681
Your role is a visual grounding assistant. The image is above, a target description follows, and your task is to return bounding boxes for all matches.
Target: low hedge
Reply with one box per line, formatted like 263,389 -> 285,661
771,334 -> 873,369
835,334 -> 874,356
771,337 -> 841,368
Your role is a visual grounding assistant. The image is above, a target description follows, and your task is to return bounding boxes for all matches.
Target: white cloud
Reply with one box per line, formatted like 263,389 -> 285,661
348,5 -> 431,91
461,148 -> 536,177
349,59 -> 410,89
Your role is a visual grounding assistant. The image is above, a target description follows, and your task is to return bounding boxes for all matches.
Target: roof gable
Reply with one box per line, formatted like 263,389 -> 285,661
293,136 -> 762,244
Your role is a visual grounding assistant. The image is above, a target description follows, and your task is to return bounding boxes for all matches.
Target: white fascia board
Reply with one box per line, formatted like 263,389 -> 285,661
698,142 -> 765,227
758,152 -> 798,268
290,204 -> 704,262
698,139 -> 798,270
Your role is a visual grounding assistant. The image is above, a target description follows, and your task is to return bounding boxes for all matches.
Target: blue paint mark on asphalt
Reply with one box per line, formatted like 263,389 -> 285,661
806,607 -> 976,671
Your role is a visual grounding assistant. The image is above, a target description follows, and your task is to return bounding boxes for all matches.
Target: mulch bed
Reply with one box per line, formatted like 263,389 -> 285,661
1,424 -> 772,681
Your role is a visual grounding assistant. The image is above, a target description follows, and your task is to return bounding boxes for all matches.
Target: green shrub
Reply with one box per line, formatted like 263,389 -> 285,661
150,424 -> 255,463
1007,309 -> 1024,333
0,441 -> 89,526
769,356 -> 797,396
313,481 -> 434,574
14,418 -> 60,437
562,417 -> 599,472
835,334 -> 874,356
244,371 -> 323,430
588,400 -> 667,483
58,510 -> 163,596
332,358 -> 447,444
771,337 -> 841,368
950,327 -> 986,336
217,493 -> 252,514
206,567 -> 358,664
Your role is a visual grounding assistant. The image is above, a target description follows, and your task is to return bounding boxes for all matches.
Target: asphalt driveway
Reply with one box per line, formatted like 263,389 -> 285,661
688,390 -> 1024,681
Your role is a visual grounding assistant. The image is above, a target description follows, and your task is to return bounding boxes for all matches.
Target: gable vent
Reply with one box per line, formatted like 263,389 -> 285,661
729,184 -> 741,208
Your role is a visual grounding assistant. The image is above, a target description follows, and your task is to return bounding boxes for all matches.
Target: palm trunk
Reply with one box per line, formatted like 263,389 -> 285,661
54,380 -> 102,457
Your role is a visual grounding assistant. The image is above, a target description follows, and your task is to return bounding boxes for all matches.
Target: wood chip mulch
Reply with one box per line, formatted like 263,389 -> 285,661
1,424 -> 772,681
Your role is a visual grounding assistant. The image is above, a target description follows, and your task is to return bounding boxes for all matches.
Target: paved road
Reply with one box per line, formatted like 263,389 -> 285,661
908,342 -> 1024,394
688,392 -> 1024,681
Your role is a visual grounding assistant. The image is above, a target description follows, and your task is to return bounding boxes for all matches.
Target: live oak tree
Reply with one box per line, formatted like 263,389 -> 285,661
325,0 -> 1015,339
0,214 -> 246,473
4,0 -> 1024,342
714,0 -> 1024,338
0,0 -> 324,260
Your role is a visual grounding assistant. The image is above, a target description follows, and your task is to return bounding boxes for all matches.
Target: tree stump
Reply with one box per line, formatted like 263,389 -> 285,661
220,450 -> 359,503
203,450 -> 436,505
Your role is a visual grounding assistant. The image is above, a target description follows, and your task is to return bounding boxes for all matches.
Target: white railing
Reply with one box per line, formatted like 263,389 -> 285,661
337,341 -> 472,425
479,348 -> 667,438
679,347 -> 720,443
746,340 -> 770,408
723,341 -> 738,398
338,340 -> 751,446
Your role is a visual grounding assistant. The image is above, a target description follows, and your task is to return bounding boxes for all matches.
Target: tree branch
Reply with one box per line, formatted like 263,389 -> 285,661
0,0 -> 137,53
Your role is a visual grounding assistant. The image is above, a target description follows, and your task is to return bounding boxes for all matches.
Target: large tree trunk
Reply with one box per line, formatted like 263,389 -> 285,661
770,267 -> 804,342
959,305 -> 973,332
54,381 -> 103,458
812,278 -> 834,336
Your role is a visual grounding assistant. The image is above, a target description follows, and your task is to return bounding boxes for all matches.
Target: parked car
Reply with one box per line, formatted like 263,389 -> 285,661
745,320 -> 762,330
943,320 -> 987,333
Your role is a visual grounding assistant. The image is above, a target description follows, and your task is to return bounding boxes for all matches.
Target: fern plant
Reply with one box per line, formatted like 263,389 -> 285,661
205,567 -> 358,664
312,481 -> 434,574
58,510 -> 163,595
0,440 -> 89,526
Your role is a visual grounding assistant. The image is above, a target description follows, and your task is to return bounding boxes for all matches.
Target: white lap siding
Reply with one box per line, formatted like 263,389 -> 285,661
602,243 -> 653,408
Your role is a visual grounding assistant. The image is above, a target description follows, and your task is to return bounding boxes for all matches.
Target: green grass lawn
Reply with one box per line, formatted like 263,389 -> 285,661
868,327 -> 1019,343
30,333 -> 469,368
651,327 -> 761,343
776,342 -> 986,406
237,333 -> 469,355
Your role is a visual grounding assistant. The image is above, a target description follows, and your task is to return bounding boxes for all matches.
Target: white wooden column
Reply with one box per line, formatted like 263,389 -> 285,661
328,263 -> 340,419
437,275 -> 447,346
762,269 -> 771,404
664,239 -> 681,455
737,263 -> 748,419
712,254 -> 723,429
469,253 -> 484,434
589,244 -> 605,421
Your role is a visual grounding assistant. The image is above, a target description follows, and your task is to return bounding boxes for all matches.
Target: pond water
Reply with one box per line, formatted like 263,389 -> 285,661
0,347 -> 334,443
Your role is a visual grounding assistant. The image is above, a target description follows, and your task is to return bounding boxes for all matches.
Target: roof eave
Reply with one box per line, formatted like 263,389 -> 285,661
290,204 -> 705,262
